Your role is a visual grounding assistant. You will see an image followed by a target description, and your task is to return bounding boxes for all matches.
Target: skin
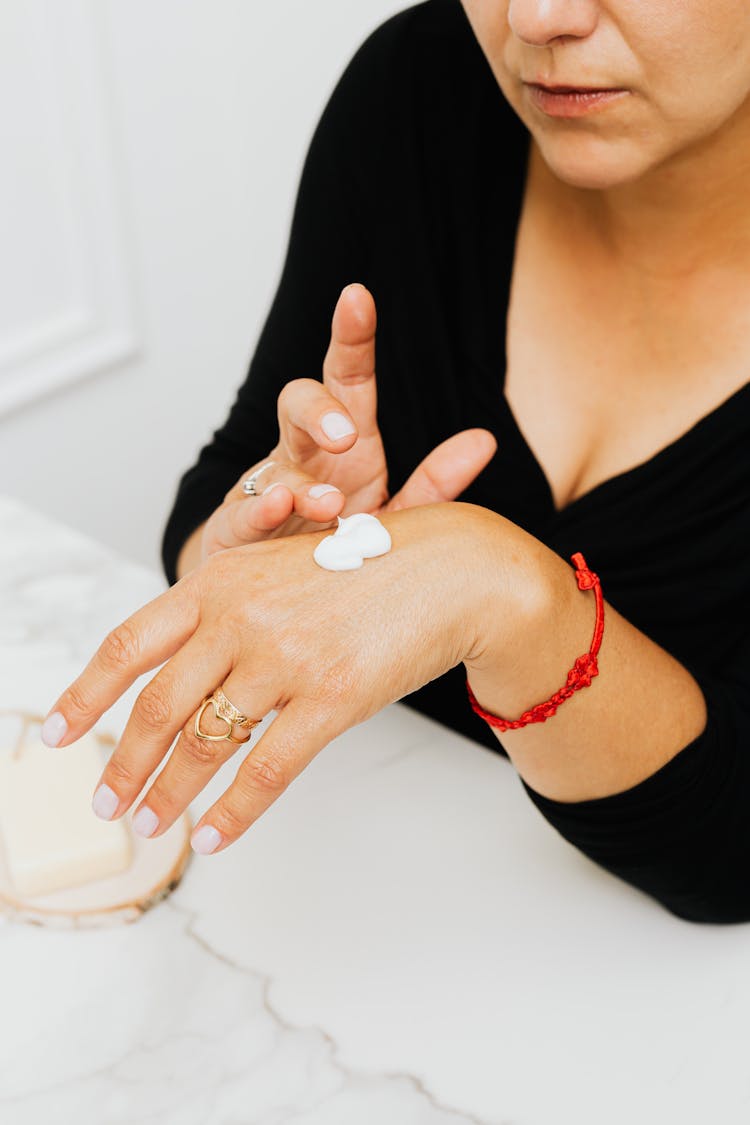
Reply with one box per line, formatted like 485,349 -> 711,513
464,0 -> 750,191
44,505 -> 556,849
45,501 -> 704,849
45,0 -> 747,852
177,284 -> 497,577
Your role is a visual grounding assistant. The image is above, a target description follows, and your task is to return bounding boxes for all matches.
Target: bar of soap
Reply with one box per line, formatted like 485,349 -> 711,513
0,732 -> 132,897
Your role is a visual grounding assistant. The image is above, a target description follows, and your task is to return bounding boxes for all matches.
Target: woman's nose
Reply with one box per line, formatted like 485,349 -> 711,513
508,0 -> 599,47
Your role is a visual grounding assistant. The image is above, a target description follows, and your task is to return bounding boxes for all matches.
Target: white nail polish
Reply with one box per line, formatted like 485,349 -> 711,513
321,412 -> 356,441
92,783 -> 119,821
309,483 -> 340,499
41,711 -> 67,748
262,482 -> 284,496
191,825 -> 222,855
132,806 -> 159,838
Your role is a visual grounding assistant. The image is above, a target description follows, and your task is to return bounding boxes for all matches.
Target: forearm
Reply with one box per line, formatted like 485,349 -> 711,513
466,515 -> 708,803
175,523 -> 206,581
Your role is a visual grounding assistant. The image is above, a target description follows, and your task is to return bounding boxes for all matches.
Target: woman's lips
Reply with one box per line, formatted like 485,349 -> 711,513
525,83 -> 629,118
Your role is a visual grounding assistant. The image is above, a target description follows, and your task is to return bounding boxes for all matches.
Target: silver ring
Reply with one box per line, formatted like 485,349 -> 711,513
242,461 -> 276,496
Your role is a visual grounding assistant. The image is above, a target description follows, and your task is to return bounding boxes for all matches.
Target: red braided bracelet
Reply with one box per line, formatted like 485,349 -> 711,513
466,552 -> 604,731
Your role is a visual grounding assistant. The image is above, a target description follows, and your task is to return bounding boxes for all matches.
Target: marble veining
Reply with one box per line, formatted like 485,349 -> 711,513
168,899 -> 493,1125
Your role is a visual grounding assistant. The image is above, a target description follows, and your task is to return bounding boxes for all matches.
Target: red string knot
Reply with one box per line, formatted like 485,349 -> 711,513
567,652 -> 599,688
575,567 -> 599,591
570,550 -> 599,591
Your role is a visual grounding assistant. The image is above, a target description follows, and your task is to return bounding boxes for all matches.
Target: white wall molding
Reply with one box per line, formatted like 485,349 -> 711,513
0,0 -> 401,568
0,0 -> 138,419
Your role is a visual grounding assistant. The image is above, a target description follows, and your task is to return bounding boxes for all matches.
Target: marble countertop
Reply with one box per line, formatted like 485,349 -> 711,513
1,493 -> 749,1125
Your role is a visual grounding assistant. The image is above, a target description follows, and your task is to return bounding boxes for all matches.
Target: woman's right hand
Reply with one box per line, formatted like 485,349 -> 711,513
191,283 -> 497,568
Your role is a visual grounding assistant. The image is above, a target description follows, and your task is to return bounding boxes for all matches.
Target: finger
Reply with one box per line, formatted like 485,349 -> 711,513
88,628 -> 232,826
209,485 -> 296,549
217,488 -> 344,545
138,672 -> 284,845
277,378 -> 358,462
386,429 -> 498,511
321,283 -> 379,439
189,696 -> 330,855
42,581 -> 200,748
212,465 -> 346,551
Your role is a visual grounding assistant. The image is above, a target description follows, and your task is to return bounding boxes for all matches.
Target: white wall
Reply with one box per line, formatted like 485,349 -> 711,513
0,0 -> 402,573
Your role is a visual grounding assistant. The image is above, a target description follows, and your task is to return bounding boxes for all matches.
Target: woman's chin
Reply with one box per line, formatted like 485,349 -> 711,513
533,135 -> 655,191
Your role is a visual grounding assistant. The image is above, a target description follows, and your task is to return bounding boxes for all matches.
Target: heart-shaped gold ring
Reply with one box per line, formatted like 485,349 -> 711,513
194,696 -> 256,744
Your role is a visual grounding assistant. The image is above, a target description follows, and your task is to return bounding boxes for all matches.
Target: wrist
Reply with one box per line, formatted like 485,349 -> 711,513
372,502 -> 551,672
462,513 -> 588,718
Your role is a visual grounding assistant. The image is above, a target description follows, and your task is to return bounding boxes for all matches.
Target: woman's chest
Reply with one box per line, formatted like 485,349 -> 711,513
503,203 -> 750,514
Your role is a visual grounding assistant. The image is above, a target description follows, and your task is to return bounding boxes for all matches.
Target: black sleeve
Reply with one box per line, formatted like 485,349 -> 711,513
160,13 -> 409,584
520,648 -> 750,924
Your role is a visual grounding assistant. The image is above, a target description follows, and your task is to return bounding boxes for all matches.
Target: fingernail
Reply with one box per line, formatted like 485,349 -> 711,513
132,806 -> 159,838
262,482 -> 284,496
191,825 -> 223,855
92,783 -> 119,821
321,412 -> 356,440
41,711 -> 67,748
308,483 -> 341,499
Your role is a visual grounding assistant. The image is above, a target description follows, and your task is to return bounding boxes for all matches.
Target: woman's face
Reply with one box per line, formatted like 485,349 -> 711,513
460,0 -> 750,189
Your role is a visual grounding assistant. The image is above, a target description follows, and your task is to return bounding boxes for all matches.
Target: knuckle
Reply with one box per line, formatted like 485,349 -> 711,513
64,679 -> 97,718
278,379 -> 304,411
133,682 -> 173,733
179,726 -> 225,768
144,780 -> 178,817
214,801 -> 249,838
320,660 -> 355,703
99,621 -> 140,673
240,754 -> 289,798
324,340 -> 373,383
105,755 -> 139,789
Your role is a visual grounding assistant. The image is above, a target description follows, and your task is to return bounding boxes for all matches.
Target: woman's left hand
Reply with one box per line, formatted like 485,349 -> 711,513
42,503 -> 535,854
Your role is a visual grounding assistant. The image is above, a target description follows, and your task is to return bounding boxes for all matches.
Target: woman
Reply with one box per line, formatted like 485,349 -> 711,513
43,0 -> 749,923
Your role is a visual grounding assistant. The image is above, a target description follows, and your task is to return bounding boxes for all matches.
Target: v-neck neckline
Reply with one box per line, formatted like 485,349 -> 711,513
499,378 -> 750,518
485,112 -> 750,520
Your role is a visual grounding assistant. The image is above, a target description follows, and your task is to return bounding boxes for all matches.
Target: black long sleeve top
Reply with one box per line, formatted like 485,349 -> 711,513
161,0 -> 749,769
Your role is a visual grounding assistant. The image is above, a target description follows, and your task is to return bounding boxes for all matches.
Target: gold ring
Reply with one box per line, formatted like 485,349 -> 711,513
194,689 -> 261,744
213,688 -> 255,729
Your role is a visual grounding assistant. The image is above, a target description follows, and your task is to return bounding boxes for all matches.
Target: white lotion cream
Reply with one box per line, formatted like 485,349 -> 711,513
313,513 -> 392,571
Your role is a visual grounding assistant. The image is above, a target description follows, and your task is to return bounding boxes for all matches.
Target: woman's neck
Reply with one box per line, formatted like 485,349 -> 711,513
533,101 -> 750,284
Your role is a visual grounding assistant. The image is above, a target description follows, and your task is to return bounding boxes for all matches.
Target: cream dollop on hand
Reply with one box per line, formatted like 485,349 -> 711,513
313,513 -> 392,571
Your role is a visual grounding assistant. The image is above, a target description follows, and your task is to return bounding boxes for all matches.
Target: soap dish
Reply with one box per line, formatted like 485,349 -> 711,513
0,711 -> 192,928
